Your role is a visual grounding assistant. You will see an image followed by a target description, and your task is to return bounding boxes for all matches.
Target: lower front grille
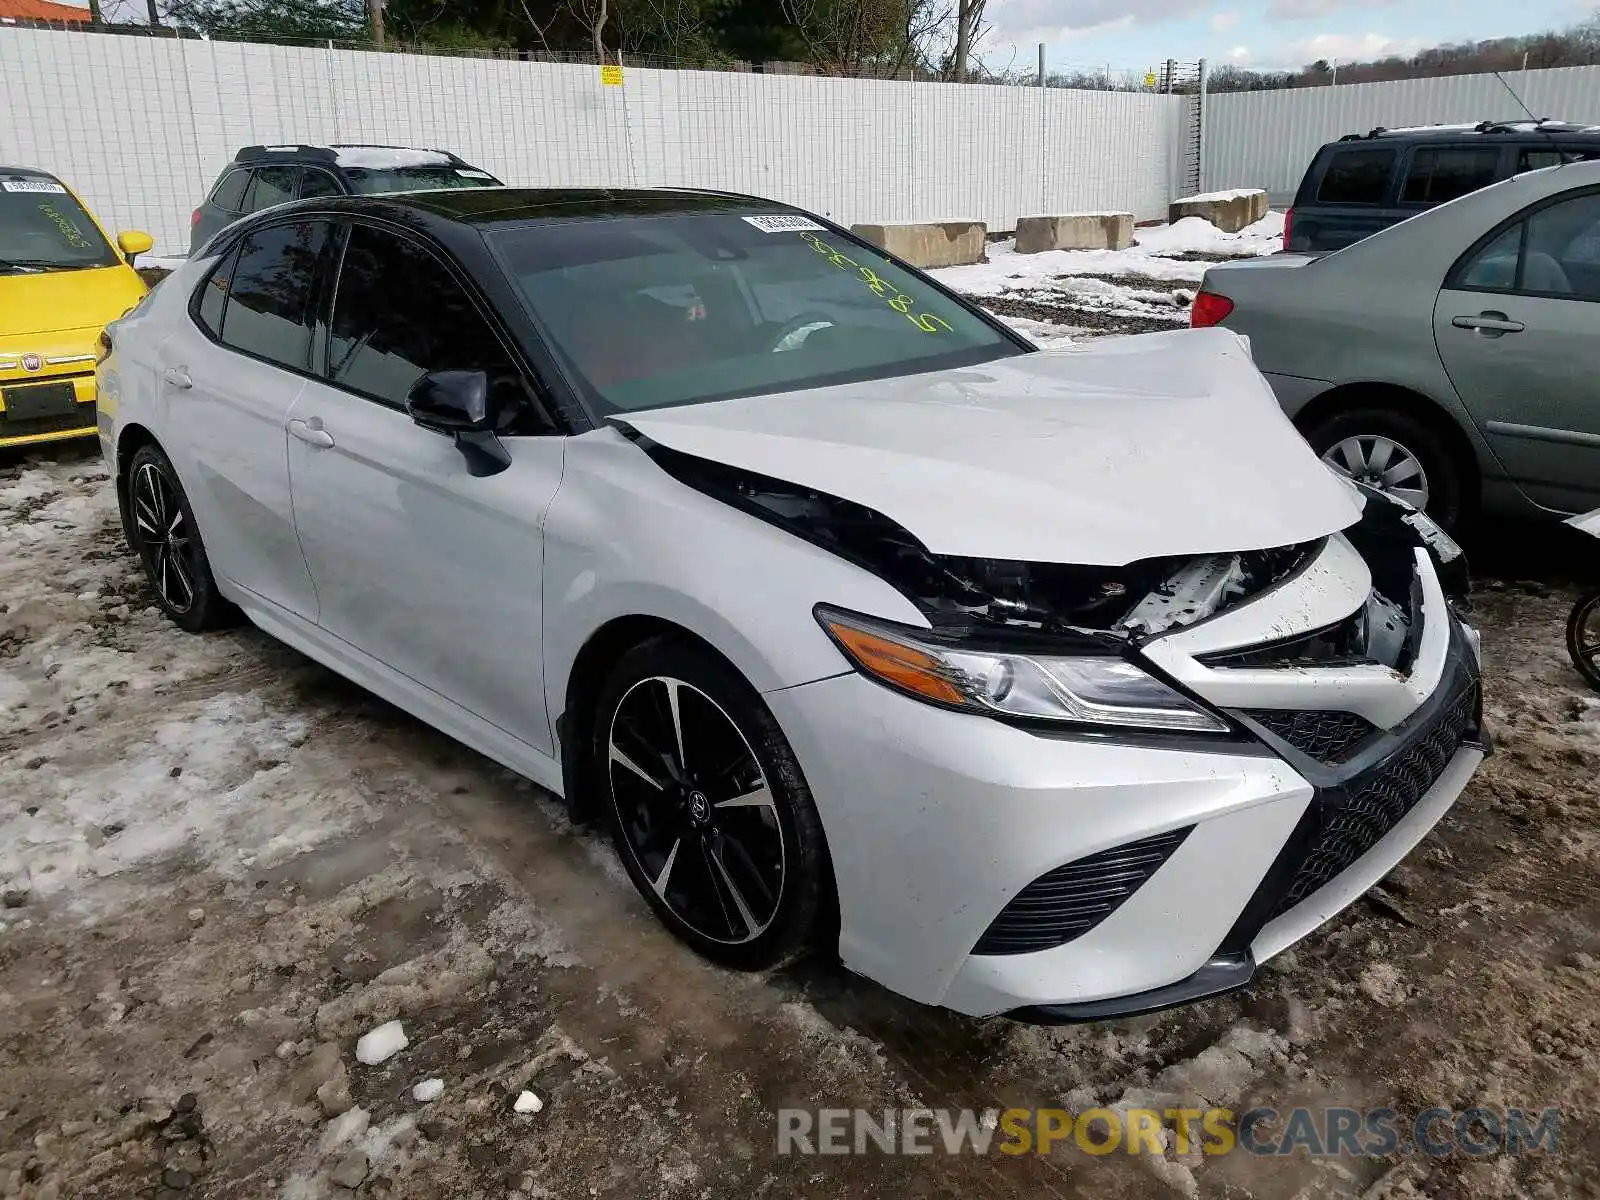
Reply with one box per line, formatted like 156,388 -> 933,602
0,400 -> 96,440
1246,708 -> 1378,763
974,826 -> 1192,956
1268,682 -> 1477,920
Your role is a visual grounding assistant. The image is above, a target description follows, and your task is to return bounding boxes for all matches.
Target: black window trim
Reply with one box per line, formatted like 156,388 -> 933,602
1445,181 -> 1600,305
185,214 -> 342,385
1397,143 -> 1509,210
316,213 -> 566,435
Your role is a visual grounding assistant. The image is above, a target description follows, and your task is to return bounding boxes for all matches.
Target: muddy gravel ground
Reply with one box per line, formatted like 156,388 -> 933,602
2,448 -> 1599,1200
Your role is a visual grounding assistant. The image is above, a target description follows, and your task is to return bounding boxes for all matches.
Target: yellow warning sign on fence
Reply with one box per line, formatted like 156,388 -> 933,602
1144,72 -> 1157,87
601,64 -> 624,86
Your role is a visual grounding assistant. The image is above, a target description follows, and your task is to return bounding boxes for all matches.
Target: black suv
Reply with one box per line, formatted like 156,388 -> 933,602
189,143 -> 503,255
1285,119 -> 1600,253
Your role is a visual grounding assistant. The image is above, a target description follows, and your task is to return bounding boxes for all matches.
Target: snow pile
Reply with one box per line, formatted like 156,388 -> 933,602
933,210 -> 1285,298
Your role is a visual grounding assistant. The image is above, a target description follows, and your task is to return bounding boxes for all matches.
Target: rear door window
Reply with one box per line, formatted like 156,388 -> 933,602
1402,147 -> 1501,205
1316,149 -> 1396,205
243,166 -> 300,213
214,220 -> 332,371
299,168 -> 342,199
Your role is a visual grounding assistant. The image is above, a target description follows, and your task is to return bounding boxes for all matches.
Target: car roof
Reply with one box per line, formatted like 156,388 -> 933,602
267,187 -> 793,227
1333,119 -> 1600,144
232,143 -> 465,165
0,165 -> 61,181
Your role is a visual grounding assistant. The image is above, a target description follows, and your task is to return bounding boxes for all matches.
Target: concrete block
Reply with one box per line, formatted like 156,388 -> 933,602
849,221 -> 986,269
1169,189 -> 1269,234
1014,212 -> 1134,253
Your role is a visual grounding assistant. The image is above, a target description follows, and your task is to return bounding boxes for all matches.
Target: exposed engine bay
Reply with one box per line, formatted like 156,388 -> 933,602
649,444 -> 1464,668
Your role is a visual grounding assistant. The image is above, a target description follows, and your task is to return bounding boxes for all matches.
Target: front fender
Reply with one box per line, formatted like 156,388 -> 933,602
541,427 -> 925,722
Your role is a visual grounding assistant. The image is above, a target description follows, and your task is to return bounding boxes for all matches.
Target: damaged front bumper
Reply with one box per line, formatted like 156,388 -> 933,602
767,532 -> 1488,1020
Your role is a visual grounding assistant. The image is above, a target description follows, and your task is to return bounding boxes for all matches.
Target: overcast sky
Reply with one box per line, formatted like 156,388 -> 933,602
984,0 -> 1596,73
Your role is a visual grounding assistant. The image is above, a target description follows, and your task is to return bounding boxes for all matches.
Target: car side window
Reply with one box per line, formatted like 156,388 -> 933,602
1457,224 -> 1522,291
1401,147 -> 1500,205
194,242 -> 238,336
325,224 -> 532,421
244,165 -> 299,213
1316,149 -> 1396,205
210,169 -> 250,213
214,221 -> 332,370
299,168 -> 342,199
1518,146 -> 1600,172
1455,193 -> 1600,300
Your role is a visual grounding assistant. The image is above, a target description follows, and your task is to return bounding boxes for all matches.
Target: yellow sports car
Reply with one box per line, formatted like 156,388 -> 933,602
1,167 -> 153,450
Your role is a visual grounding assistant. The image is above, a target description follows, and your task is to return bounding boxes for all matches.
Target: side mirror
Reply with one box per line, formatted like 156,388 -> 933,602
405,369 -> 510,477
117,230 -> 154,262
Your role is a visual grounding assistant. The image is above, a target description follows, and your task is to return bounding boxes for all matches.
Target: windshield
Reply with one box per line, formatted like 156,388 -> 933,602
0,179 -> 117,273
343,166 -> 503,195
491,212 -> 1021,414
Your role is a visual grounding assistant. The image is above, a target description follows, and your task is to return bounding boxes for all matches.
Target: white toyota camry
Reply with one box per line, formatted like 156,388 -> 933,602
96,188 -> 1488,1020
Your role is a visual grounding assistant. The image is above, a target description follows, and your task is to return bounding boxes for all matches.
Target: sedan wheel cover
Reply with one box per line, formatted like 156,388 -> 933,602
1322,435 -> 1430,511
607,676 -> 785,945
132,463 -> 197,615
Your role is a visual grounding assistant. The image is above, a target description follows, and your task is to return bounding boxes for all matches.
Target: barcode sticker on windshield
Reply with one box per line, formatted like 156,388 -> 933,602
2,180 -> 67,194
456,169 -> 493,179
742,214 -> 825,233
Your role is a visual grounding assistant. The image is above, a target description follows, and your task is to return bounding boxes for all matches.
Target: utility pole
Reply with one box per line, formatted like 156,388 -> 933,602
1037,42 -> 1045,87
145,0 -> 158,25
369,0 -> 384,47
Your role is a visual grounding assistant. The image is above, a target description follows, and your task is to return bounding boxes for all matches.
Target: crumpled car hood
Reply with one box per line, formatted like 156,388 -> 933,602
616,327 -> 1361,566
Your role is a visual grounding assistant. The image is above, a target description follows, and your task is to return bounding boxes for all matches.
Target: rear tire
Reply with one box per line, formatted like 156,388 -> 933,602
591,637 -> 833,970
125,443 -> 234,633
1303,406 -> 1467,529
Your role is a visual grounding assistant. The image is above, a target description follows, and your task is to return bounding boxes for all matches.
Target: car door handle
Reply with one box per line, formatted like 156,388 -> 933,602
163,366 -> 192,389
288,417 -> 335,449
1451,312 -> 1524,334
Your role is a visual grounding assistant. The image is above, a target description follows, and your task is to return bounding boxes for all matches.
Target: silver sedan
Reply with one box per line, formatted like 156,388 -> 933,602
1193,159 -> 1600,527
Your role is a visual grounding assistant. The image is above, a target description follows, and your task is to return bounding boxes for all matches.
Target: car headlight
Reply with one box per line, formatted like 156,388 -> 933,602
814,606 -> 1228,734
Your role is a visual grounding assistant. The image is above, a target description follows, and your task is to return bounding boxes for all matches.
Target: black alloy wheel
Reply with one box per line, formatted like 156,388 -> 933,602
125,443 -> 232,632
594,638 -> 831,969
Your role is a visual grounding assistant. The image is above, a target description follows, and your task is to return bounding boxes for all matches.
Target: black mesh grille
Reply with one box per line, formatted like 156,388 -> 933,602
0,399 -> 96,440
1269,684 -> 1477,920
974,827 -> 1192,956
1245,709 -> 1378,763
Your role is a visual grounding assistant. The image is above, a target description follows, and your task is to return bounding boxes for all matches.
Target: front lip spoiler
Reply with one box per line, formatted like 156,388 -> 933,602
1005,953 -> 1257,1024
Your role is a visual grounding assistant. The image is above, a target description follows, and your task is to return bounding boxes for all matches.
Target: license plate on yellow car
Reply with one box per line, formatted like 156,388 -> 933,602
2,382 -> 78,422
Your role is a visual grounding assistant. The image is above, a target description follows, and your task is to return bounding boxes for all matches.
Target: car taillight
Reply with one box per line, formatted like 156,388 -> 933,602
1282,207 -> 1293,252
1190,290 -> 1234,328
191,208 -> 201,227
95,329 -> 113,365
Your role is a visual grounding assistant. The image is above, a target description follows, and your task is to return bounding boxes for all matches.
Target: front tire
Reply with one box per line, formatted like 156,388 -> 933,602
1303,406 -> 1466,528
126,443 -> 233,633
592,637 -> 832,970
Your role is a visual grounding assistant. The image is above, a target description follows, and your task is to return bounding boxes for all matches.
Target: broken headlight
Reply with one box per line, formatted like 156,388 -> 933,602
815,606 -> 1228,734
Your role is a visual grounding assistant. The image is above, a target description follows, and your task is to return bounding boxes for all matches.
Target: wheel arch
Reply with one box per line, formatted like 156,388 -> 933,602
1291,381 -> 1482,513
114,422 -> 161,546
557,614 -> 758,824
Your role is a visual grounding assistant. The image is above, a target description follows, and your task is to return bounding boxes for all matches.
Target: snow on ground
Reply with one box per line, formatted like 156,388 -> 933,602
940,212 -> 1285,344
3,437 -> 1600,1199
